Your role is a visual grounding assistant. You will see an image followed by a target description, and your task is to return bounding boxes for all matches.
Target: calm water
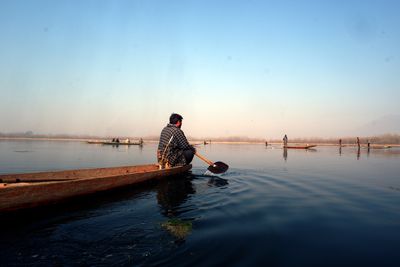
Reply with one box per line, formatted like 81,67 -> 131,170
1,140 -> 400,266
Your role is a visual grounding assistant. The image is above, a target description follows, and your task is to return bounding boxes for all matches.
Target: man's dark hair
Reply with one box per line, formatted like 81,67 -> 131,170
169,113 -> 183,124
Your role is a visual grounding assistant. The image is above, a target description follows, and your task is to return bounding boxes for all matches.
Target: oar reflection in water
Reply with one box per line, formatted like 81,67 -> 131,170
207,176 -> 228,187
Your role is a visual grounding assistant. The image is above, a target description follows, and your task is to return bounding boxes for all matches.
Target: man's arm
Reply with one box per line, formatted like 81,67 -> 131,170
175,129 -> 194,150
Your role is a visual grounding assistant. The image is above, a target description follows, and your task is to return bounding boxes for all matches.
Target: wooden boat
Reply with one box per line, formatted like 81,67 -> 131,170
101,141 -> 142,145
284,145 -> 317,149
87,141 -> 142,145
366,145 -> 391,149
86,140 -> 106,144
0,164 -> 191,212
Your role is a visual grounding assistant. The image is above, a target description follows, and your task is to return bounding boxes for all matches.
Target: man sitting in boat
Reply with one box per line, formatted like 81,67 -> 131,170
157,113 -> 196,168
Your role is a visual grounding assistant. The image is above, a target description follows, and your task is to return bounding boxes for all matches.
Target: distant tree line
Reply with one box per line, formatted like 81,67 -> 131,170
190,136 -> 265,142
1,131 -> 399,144
194,134 -> 400,144
0,131 -> 148,142
0,131 -> 94,139
268,134 -> 400,144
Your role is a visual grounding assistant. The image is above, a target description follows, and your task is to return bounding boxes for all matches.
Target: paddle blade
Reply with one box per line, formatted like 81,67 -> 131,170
207,161 -> 229,174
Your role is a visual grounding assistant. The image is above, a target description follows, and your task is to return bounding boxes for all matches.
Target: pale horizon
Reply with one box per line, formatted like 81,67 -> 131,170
1,1 -> 400,139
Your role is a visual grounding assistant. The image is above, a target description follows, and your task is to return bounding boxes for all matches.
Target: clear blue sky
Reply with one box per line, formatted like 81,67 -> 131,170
1,0 -> 399,138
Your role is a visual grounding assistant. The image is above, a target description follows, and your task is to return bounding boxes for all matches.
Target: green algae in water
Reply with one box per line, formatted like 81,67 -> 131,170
161,218 -> 192,239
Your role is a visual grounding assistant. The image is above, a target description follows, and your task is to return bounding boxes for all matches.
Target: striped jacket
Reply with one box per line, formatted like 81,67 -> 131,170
157,124 -> 193,166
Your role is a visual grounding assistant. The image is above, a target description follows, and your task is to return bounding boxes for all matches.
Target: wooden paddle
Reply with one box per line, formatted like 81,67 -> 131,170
195,152 -> 229,174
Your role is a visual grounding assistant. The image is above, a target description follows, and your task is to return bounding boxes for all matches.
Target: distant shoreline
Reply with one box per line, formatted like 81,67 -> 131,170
1,137 -> 399,147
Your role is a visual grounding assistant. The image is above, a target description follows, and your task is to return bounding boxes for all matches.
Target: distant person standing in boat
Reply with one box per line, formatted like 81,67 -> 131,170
157,113 -> 196,168
283,134 -> 288,148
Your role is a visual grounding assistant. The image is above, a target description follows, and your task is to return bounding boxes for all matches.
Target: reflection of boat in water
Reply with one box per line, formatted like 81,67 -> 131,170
0,164 -> 191,212
284,145 -> 317,149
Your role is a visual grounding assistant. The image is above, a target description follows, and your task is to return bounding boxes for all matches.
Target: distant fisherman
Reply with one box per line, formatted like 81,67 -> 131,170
157,113 -> 196,168
283,134 -> 288,148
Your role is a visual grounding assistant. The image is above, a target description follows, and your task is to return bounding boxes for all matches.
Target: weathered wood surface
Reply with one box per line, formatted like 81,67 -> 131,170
0,164 -> 191,212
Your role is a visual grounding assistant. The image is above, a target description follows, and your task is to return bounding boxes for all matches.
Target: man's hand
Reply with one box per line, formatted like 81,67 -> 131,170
157,149 -> 162,161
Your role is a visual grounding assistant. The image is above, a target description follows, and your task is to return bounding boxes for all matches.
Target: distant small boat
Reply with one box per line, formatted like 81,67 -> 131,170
365,145 -> 391,149
284,145 -> 317,149
87,141 -> 142,145
86,140 -> 105,144
0,164 -> 191,212
101,142 -> 142,146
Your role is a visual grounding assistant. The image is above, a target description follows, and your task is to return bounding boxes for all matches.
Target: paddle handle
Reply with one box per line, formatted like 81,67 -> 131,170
195,152 -> 214,166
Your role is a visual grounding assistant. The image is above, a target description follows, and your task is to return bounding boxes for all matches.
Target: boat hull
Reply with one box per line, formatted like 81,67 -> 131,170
101,142 -> 142,145
87,141 -> 142,145
0,164 -> 191,212
366,145 -> 391,149
86,141 -> 105,144
284,145 -> 317,149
